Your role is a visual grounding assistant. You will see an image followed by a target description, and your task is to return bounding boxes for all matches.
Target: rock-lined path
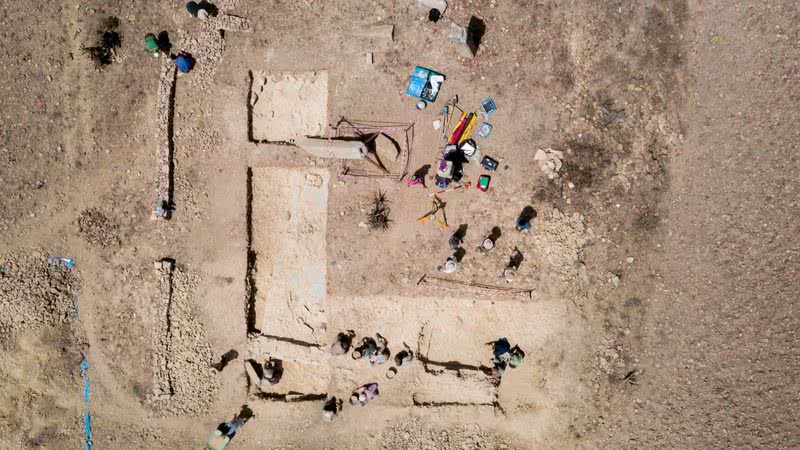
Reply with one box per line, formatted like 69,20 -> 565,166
154,60 -> 176,219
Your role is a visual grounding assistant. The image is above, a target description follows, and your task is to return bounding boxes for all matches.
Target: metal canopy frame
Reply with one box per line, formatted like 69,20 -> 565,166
332,118 -> 415,182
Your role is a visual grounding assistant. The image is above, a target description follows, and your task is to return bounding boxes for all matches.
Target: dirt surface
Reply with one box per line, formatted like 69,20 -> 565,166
149,262 -> 219,416
0,254 -> 79,336
0,254 -> 84,448
250,71 -> 329,142
1,0 -> 798,448
78,208 -> 120,248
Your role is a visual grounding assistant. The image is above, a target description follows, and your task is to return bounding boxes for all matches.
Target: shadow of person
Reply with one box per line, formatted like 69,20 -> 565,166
509,247 -> 524,269
488,226 -> 502,243
364,132 -> 401,171
444,148 -> 469,182
238,405 -> 254,423
157,31 -> 172,53
467,16 -> 487,51
199,0 -> 219,16
267,358 -> 284,383
454,223 -> 468,241
519,206 -> 537,222
212,349 -> 239,371
247,359 -> 264,379
453,247 -> 466,262
412,164 -> 432,187
216,404 -> 254,441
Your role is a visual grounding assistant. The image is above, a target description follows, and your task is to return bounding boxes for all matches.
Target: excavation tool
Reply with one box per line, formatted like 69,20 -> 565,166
438,95 -> 460,148
417,195 -> 448,228
428,181 -> 471,196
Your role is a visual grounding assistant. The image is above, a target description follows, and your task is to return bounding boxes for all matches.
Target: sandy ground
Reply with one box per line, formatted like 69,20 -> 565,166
0,0 -> 798,448
250,71 -> 329,142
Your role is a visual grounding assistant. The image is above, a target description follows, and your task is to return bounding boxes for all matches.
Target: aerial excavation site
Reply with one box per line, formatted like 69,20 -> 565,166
0,0 -> 797,448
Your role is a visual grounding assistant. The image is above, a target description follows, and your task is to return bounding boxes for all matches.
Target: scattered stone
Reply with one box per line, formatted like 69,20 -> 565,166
155,59 -> 176,218
531,210 -> 587,280
0,254 -> 78,336
305,173 -> 324,188
148,264 -> 219,416
178,14 -> 253,89
78,208 -> 119,248
447,22 -> 478,59
355,25 -> 394,43
417,0 -> 447,14
533,148 -> 564,179
380,416 -> 505,450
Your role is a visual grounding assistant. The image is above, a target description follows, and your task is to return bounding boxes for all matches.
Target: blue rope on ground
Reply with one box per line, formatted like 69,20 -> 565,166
49,257 -> 92,450
84,410 -> 93,450
82,356 -> 90,403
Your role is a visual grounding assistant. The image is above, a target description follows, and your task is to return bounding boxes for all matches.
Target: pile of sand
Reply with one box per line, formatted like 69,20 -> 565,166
0,254 -> 78,337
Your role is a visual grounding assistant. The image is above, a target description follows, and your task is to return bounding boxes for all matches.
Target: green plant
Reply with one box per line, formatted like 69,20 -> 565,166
367,191 -> 391,231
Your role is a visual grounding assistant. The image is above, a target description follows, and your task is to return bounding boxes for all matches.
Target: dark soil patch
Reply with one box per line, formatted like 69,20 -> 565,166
561,140 -> 614,190
78,208 -> 119,248
81,16 -> 122,67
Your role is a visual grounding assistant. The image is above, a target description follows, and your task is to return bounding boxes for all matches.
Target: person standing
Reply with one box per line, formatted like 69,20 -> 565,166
205,405 -> 253,450
509,345 -> 525,368
321,397 -> 341,422
437,254 -> 458,273
353,336 -> 378,360
448,233 -> 463,250
262,359 -> 283,385
174,51 -> 194,73
330,331 -> 355,356
515,215 -> 531,232
350,383 -> 379,407
516,207 -> 536,233
186,1 -> 210,19
145,34 -> 160,57
394,344 -> 414,368
369,333 -> 391,366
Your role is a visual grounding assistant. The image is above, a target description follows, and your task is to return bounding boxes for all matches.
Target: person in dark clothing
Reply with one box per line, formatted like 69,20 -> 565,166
217,405 -> 254,438
394,349 -> 414,367
262,358 -> 283,385
330,330 -> 355,356
492,338 -> 511,360
350,383 -> 379,407
509,345 -> 525,368
488,337 -> 524,379
321,396 -> 342,422
353,336 -> 378,360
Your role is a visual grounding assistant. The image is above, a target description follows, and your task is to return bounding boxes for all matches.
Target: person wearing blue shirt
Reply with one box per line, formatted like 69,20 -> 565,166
175,52 -> 194,73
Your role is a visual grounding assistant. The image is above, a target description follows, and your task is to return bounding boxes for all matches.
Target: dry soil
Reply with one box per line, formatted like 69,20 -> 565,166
0,0 -> 798,449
